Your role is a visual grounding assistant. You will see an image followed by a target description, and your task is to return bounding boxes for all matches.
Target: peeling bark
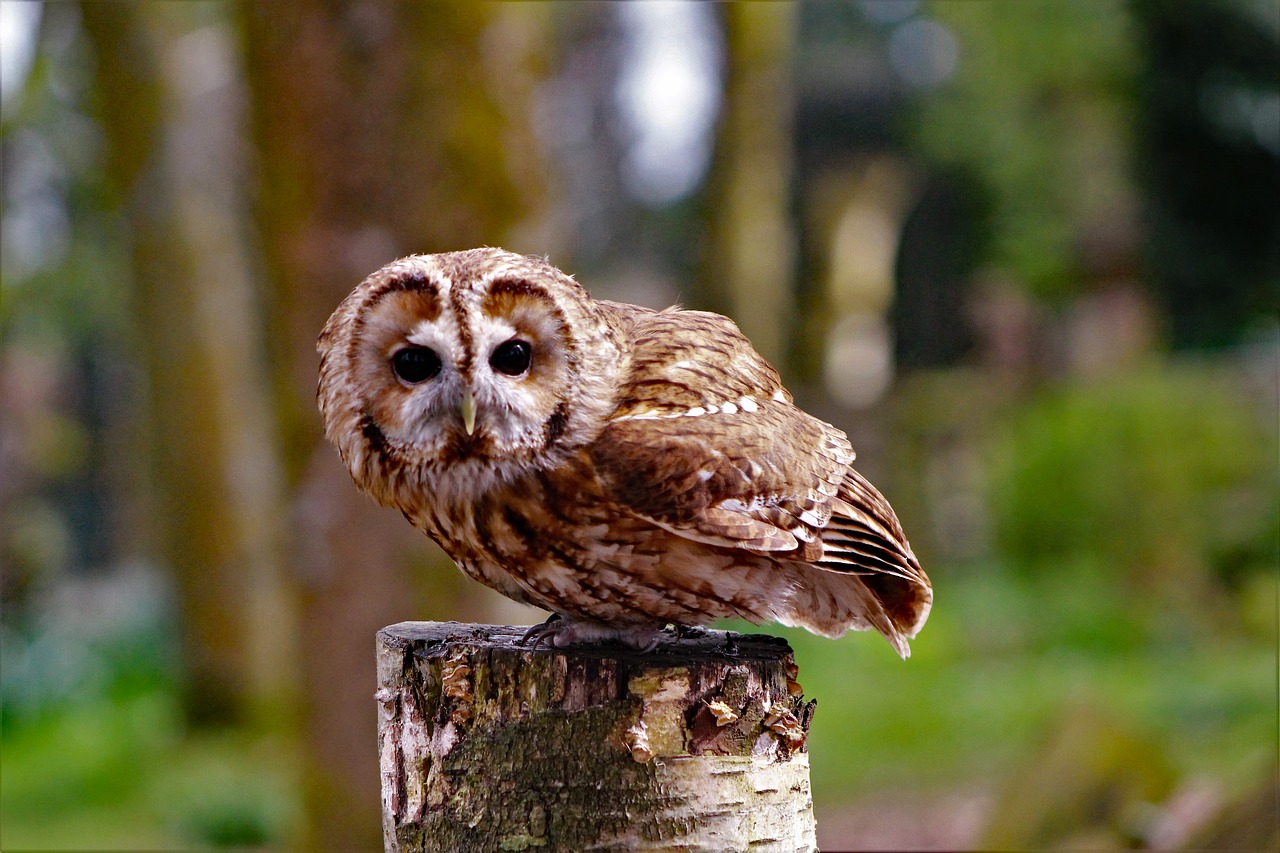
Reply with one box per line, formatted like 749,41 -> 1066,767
377,622 -> 818,853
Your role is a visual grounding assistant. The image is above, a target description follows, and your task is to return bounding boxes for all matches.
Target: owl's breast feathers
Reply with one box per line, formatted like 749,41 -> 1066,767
586,303 -> 932,650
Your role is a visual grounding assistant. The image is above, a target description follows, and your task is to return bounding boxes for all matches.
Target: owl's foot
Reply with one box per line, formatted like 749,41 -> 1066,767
520,613 -> 563,646
520,614 -> 667,652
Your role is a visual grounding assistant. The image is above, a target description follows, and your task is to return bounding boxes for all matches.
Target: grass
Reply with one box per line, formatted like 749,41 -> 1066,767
2,691 -> 180,850
1,690 -> 297,850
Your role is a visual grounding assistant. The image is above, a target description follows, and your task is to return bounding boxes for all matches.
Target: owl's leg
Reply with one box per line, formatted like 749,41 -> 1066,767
520,613 -> 667,652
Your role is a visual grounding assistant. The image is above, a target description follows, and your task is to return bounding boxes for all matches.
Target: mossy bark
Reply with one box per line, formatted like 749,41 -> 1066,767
81,1 -> 291,726
701,3 -> 798,372
238,4 -> 552,845
377,622 -> 818,853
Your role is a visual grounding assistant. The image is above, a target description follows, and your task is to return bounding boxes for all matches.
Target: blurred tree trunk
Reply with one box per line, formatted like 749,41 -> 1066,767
702,3 -> 798,371
80,2 -> 292,727
238,2 -> 550,846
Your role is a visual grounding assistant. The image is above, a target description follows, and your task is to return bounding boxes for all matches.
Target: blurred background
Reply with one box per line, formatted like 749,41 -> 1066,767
1,0 -> 1276,848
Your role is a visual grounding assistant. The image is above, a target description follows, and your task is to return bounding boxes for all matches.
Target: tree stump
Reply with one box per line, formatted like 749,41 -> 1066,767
376,621 -> 818,852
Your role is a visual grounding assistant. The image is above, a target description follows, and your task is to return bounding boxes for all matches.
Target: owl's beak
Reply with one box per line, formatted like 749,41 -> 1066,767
460,389 -> 477,436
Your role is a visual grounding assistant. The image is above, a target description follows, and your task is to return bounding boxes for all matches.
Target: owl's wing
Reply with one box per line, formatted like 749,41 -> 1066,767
594,401 -> 918,576
591,399 -> 930,642
591,305 -> 929,636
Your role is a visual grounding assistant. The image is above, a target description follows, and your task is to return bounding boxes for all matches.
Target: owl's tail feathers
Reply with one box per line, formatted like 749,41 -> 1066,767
860,568 -> 933,657
789,469 -> 932,657
782,567 -> 932,658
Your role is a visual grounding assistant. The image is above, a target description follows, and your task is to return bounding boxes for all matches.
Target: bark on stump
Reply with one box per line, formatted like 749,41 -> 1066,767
376,621 -> 818,852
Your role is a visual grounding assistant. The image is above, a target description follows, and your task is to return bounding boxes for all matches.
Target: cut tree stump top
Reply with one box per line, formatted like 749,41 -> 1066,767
376,621 -> 818,853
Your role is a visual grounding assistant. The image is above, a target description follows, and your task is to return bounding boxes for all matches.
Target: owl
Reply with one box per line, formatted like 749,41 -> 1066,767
317,248 -> 931,656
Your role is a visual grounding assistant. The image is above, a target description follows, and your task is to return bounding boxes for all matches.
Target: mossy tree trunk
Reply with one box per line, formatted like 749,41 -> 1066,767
237,2 -> 551,845
701,3 -> 798,372
80,1 -> 292,727
377,622 -> 817,853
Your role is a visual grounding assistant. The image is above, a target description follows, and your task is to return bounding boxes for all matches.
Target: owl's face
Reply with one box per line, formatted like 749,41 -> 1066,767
318,250 -> 626,503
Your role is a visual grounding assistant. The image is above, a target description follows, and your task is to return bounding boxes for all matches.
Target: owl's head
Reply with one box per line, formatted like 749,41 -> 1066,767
317,249 -> 626,505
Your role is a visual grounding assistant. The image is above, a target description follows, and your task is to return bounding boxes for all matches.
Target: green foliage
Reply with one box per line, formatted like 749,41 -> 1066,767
0,692 -> 178,849
981,703 -> 1176,848
1,592 -> 296,849
157,734 -> 297,847
1,687 -> 296,849
1128,0 -> 1280,349
0,1 -> 133,350
989,367 -> 1275,589
916,0 -> 1137,297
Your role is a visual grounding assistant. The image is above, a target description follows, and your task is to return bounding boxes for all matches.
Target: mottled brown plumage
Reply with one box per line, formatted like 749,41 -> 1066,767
317,248 -> 931,655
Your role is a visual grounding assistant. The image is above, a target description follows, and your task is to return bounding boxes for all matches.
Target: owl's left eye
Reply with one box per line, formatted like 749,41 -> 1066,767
490,339 -> 532,376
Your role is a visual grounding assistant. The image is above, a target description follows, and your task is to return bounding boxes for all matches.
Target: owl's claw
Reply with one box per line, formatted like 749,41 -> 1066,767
518,614 -> 667,652
520,613 -> 564,649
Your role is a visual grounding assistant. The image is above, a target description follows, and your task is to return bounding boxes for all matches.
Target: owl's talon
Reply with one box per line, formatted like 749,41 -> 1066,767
520,613 -> 563,648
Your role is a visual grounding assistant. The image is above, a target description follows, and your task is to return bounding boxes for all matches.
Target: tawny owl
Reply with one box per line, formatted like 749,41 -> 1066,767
317,248 -> 931,655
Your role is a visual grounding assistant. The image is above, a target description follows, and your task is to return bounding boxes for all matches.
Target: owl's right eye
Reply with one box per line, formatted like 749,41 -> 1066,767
391,346 -> 442,384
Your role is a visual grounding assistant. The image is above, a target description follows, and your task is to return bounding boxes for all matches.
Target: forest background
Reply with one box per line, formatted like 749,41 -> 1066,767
1,1 -> 1276,848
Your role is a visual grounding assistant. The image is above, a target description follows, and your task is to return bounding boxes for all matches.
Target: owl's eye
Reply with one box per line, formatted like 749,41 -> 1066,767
391,346 -> 442,383
490,339 -> 532,376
